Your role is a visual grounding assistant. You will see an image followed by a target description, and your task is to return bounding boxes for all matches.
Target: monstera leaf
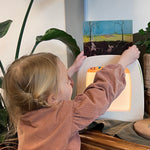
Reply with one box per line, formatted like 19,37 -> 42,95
0,20 -> 12,38
31,28 -> 80,57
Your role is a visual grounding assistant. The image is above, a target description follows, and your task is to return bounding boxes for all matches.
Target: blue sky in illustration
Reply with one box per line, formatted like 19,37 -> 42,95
83,20 -> 133,36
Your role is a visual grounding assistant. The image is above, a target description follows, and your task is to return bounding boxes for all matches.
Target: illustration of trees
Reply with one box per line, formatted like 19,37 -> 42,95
115,21 -> 125,41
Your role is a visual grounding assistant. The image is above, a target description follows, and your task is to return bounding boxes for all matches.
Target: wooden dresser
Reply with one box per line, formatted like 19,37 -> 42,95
80,130 -> 150,150
80,92 -> 150,150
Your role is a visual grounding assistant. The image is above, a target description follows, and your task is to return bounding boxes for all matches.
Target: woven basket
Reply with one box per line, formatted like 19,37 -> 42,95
0,138 -> 18,150
145,89 -> 150,116
143,53 -> 150,88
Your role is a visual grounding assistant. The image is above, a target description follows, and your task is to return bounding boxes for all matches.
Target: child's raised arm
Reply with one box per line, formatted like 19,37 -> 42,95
67,51 -> 87,78
118,45 -> 140,69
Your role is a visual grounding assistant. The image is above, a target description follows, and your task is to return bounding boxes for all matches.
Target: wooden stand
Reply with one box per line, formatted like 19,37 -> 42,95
80,130 -> 150,150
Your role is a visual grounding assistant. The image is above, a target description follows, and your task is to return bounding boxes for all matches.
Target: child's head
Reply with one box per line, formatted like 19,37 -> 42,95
2,52 -> 73,132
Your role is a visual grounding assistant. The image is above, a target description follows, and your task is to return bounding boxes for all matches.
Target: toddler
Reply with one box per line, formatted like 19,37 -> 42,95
2,45 -> 140,150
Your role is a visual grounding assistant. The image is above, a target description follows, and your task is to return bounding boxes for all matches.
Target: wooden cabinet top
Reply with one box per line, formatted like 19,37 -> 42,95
80,130 -> 150,150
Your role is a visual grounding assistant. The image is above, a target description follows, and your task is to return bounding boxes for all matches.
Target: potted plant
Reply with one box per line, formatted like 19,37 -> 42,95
0,0 -> 80,149
136,22 -> 150,92
0,20 -> 12,144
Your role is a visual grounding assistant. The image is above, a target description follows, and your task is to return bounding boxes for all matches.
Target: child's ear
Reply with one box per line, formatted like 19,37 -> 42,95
47,94 -> 57,104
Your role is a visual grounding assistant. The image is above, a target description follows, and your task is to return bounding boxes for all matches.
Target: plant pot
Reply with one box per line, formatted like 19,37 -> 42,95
143,53 -> 150,89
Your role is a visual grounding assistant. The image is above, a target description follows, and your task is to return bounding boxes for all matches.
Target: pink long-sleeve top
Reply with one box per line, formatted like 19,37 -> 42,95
17,64 -> 126,150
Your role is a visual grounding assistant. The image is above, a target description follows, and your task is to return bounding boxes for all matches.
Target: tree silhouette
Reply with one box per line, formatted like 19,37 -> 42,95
115,21 -> 125,41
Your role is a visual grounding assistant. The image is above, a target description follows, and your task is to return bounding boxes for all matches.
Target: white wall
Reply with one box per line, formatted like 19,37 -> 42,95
65,0 -> 84,67
64,0 -> 150,99
1,0 -> 150,95
85,0 -> 150,33
0,0 -> 66,77
65,0 -> 84,98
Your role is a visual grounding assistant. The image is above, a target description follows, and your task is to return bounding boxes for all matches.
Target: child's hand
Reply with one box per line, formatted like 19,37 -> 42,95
68,51 -> 87,77
118,45 -> 140,69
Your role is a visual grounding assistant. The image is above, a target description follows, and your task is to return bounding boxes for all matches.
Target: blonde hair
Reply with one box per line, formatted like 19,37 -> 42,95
2,52 -> 59,134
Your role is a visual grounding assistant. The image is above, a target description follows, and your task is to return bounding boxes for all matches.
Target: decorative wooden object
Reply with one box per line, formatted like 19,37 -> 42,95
143,53 -> 150,88
143,53 -> 150,116
145,89 -> 150,116
80,130 -> 150,150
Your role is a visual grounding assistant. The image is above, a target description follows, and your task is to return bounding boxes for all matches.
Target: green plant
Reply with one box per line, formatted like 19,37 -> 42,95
0,20 -> 12,143
136,22 -> 150,53
0,0 -> 80,144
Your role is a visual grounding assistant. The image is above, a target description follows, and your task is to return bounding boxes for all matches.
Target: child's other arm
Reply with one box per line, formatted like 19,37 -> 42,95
67,51 -> 87,78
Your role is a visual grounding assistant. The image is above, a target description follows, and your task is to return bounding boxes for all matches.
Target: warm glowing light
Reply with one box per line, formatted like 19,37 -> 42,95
86,67 -> 131,111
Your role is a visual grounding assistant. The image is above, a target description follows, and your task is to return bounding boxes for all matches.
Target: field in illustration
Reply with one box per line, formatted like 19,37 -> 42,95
83,20 -> 133,56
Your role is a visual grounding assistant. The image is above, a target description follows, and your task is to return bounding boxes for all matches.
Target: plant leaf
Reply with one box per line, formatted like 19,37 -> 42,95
0,109 -> 8,128
0,93 -> 3,109
146,48 -> 150,53
148,22 -> 150,28
0,20 -> 12,38
143,40 -> 150,46
34,28 -> 80,57
146,27 -> 150,32
0,77 -> 3,88
0,60 -> 5,76
15,0 -> 34,59
0,94 -> 8,133
0,133 -> 5,143
135,41 -> 144,46
139,29 -> 146,35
